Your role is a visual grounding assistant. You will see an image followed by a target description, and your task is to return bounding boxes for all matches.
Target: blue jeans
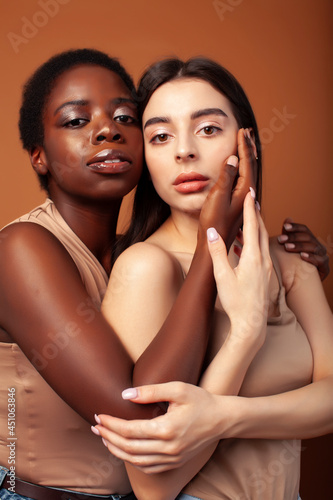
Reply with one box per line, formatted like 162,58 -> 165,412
0,466 -> 135,500
176,495 -> 202,500
175,493 -> 301,500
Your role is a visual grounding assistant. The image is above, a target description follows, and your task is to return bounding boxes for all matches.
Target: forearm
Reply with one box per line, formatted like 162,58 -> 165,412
125,442 -> 218,500
200,325 -> 263,395
220,376 -> 333,440
133,245 -> 216,386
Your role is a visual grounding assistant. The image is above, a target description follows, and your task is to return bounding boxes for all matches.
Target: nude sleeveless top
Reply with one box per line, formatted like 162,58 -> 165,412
0,199 -> 131,494
183,252 -> 313,500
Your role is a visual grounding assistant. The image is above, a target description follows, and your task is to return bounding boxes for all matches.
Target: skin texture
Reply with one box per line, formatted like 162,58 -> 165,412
278,218 -> 329,281
95,78 -> 333,500
0,60 -> 329,497
0,66 -> 251,429
97,80 -> 269,498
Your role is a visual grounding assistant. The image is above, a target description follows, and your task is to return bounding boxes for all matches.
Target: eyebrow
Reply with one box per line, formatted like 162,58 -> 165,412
54,97 -> 136,116
143,107 -> 228,130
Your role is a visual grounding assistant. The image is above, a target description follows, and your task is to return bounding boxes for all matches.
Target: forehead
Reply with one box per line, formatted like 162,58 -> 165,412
45,64 -> 131,114
144,78 -> 234,117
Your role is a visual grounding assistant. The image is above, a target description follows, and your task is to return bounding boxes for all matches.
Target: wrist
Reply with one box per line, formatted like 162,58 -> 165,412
227,320 -> 266,352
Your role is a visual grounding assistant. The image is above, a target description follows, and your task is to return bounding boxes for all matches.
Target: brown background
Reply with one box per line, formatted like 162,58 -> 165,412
1,1 -> 332,497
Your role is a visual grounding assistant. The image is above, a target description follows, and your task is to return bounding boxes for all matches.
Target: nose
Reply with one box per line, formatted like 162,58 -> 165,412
92,118 -> 123,145
175,134 -> 197,162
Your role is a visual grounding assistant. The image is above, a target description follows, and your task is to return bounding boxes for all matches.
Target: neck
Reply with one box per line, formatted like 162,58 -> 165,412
49,192 -> 122,274
162,208 -> 200,254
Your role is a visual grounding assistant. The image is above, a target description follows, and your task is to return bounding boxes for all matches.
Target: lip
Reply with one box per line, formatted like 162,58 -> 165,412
87,149 -> 132,174
173,172 -> 210,194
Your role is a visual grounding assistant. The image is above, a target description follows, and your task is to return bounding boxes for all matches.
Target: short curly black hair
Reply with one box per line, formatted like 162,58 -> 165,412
19,48 -> 136,192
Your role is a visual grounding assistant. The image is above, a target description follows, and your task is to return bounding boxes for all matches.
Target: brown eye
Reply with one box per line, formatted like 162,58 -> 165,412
151,133 -> 170,144
203,126 -> 215,135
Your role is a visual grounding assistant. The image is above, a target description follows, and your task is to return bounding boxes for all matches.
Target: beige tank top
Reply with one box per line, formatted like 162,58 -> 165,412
0,199 -> 131,494
183,252 -> 313,500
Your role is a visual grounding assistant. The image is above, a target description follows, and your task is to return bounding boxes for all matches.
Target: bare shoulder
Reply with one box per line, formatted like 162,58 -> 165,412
0,222 -> 81,295
0,221 -> 78,268
269,236 -> 317,293
112,241 -> 184,283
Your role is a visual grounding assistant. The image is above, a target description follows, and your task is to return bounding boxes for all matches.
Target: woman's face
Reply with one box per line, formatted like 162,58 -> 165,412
36,64 -> 143,202
143,78 -> 239,215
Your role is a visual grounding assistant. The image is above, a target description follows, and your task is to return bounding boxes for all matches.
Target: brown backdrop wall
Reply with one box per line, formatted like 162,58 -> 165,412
1,1 -> 332,498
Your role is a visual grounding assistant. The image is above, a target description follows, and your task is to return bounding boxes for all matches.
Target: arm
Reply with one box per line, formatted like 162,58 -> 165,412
95,192 -> 272,499
277,217 -> 329,280
132,128 -> 254,386
0,130 -> 250,426
101,243 -> 333,457
199,190 -> 272,395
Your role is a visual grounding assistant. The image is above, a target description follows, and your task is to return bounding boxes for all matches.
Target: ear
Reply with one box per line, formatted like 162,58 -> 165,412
248,128 -> 258,160
30,146 -> 48,176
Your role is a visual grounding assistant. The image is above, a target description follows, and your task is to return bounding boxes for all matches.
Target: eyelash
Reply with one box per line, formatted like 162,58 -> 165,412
63,114 -> 138,129
149,125 -> 222,144
64,118 -> 88,128
198,125 -> 222,136
150,133 -> 171,144
114,114 -> 138,124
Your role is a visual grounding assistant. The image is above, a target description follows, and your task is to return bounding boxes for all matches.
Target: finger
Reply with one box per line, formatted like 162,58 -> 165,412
282,221 -> 315,237
206,227 -> 233,283
257,209 -> 271,271
120,381 -> 188,405
213,155 -> 239,196
282,240 -> 327,256
239,190 -> 260,259
234,128 -> 256,200
97,413 -> 174,441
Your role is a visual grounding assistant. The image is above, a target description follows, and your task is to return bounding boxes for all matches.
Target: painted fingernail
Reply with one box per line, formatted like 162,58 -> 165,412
207,227 -> 219,243
284,223 -> 293,231
122,388 -> 138,400
249,187 -> 256,199
255,201 -> 261,211
227,155 -> 238,167
285,243 -> 295,249
278,235 -> 288,243
91,425 -> 100,436
102,438 -> 108,448
94,414 -> 101,424
301,252 -> 309,258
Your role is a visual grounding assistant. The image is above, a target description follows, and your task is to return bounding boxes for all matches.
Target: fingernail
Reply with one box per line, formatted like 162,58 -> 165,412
301,252 -> 309,258
255,201 -> 261,211
91,425 -> 100,436
285,243 -> 295,250
207,227 -> 219,243
102,438 -> 108,448
249,187 -> 256,199
246,128 -> 251,140
278,235 -> 288,243
94,414 -> 101,424
122,388 -> 138,400
227,155 -> 238,168
284,223 -> 293,231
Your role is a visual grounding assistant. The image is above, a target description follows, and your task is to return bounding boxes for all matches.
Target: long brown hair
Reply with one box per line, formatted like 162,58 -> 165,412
115,57 -> 262,259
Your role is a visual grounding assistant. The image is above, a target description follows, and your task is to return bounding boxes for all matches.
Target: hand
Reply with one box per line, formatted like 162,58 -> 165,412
199,128 -> 256,251
207,190 -> 272,348
93,382 -> 225,474
278,218 -> 329,281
